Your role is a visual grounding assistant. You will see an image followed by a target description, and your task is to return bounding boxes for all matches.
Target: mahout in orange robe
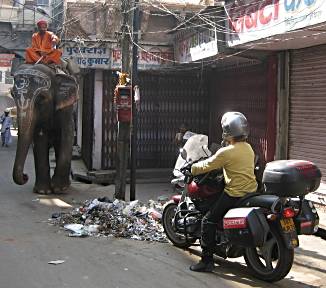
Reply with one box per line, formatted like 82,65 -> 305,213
25,31 -> 62,65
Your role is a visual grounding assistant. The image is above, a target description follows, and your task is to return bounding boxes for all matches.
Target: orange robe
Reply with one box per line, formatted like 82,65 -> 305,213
25,31 -> 62,65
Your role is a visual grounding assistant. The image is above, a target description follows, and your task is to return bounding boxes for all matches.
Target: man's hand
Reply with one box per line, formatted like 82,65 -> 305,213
180,163 -> 192,177
51,35 -> 59,47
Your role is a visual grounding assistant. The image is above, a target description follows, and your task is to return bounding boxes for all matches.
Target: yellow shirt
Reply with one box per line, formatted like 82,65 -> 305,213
191,142 -> 257,197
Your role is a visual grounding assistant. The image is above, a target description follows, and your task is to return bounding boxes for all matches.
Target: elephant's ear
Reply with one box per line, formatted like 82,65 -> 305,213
55,74 -> 79,111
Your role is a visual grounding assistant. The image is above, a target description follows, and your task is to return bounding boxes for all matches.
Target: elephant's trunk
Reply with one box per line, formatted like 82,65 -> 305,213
12,110 -> 35,185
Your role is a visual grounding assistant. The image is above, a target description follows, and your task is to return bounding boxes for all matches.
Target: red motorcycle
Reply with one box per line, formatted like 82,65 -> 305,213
162,134 -> 321,282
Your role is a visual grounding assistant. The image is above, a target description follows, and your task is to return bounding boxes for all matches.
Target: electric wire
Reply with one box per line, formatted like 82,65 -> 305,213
68,0 -> 326,70
126,14 -> 326,73
3,0 -> 326,71
6,0 -> 326,42
112,0 -> 326,39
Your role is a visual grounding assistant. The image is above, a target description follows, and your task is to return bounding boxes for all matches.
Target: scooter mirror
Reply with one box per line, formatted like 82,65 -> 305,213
180,148 -> 187,160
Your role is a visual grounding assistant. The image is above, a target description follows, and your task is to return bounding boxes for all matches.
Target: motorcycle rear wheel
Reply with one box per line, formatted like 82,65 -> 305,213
162,202 -> 194,248
244,225 -> 294,282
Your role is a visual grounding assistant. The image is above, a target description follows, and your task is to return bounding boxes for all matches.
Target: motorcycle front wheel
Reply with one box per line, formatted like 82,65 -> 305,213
244,225 -> 294,282
162,202 -> 193,248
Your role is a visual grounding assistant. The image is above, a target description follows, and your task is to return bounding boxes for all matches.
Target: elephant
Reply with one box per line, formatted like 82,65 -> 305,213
11,63 -> 78,194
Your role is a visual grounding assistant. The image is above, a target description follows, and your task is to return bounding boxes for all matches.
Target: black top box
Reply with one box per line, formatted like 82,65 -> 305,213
262,160 -> 321,197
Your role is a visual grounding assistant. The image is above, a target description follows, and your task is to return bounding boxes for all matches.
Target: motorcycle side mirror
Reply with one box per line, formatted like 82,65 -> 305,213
180,148 -> 187,160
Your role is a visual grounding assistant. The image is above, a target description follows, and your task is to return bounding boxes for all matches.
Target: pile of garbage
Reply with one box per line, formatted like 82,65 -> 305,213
51,197 -> 169,243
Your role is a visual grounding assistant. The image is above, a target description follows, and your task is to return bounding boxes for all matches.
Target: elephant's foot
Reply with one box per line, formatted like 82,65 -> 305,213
51,177 -> 71,194
51,185 -> 70,194
33,185 -> 52,195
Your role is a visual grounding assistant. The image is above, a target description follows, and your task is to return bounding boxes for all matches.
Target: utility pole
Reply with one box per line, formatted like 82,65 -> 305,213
130,0 -> 140,201
115,0 -> 131,200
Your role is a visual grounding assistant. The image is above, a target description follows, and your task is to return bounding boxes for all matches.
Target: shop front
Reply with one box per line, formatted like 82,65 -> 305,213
63,41 -> 210,170
225,0 -> 326,187
173,8 -> 277,166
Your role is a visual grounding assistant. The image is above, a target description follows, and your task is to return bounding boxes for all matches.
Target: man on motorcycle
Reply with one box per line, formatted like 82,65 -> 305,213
189,112 -> 258,272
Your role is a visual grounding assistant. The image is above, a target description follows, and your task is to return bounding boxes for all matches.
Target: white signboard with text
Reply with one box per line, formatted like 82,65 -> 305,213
225,0 -> 326,46
175,29 -> 218,63
63,44 -> 173,70
111,46 -> 174,70
63,46 -> 110,69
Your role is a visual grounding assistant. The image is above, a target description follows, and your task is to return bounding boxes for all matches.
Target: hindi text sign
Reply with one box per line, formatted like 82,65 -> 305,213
63,46 -> 111,69
226,0 -> 326,46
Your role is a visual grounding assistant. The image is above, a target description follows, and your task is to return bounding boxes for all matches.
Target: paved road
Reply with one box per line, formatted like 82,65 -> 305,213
1,131 -> 326,288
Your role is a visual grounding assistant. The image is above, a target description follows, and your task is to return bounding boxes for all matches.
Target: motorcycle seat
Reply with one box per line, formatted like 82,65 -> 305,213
236,192 -> 261,203
236,194 -> 282,213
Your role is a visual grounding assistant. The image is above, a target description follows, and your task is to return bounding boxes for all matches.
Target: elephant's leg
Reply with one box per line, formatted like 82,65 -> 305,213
51,107 -> 74,193
33,129 -> 52,194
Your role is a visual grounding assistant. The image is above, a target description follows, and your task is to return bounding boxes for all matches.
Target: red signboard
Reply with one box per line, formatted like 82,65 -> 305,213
0,54 -> 15,67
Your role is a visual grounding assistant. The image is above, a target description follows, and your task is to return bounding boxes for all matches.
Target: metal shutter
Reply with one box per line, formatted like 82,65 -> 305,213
102,71 -> 210,169
289,46 -> 326,185
209,58 -> 277,166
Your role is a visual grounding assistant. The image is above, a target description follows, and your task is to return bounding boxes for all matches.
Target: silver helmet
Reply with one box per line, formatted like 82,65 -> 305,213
221,112 -> 249,141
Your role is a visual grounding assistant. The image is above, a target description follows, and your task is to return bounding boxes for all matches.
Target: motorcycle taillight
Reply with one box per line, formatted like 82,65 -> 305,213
283,207 -> 295,218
